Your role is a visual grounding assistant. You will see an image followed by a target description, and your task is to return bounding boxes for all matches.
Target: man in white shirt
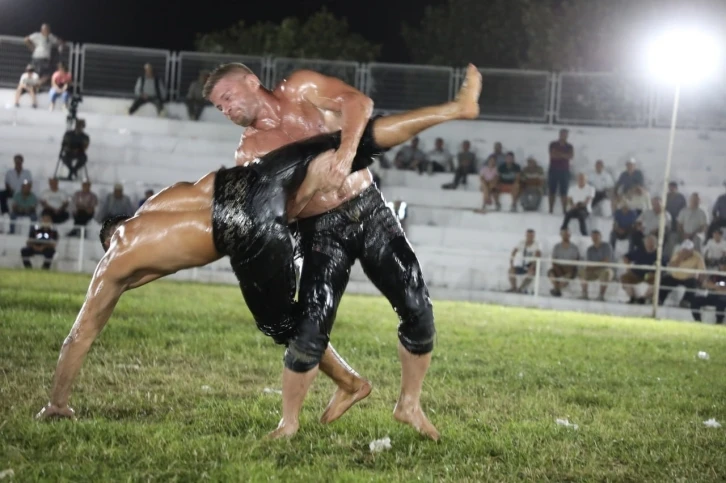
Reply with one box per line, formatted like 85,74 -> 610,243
633,196 -> 673,253
561,173 -> 595,236
703,228 -> 726,269
626,185 -> 652,214
14,65 -> 40,108
508,228 -> 542,293
590,160 -> 614,213
24,23 -> 64,86
425,138 -> 453,173
40,177 -> 70,224
4,154 -> 33,215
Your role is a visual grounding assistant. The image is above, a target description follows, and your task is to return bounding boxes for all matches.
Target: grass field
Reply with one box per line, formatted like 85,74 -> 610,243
2,268 -> 726,481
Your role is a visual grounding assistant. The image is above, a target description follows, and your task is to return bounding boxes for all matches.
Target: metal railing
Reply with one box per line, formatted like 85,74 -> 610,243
2,35 -> 726,129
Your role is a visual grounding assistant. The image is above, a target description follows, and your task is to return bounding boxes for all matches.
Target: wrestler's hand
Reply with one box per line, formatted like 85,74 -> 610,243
295,150 -> 339,206
35,403 -> 76,421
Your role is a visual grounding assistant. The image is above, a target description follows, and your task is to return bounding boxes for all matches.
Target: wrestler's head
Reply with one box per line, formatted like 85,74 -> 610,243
99,215 -> 131,252
204,63 -> 262,127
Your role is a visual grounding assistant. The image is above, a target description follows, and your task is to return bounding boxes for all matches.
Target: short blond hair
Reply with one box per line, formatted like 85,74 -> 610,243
202,63 -> 254,99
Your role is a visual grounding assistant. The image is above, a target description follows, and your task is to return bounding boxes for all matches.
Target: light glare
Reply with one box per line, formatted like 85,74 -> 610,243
647,28 -> 722,84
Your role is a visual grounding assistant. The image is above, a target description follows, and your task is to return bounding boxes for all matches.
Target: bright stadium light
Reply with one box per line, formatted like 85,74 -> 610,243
647,27 -> 723,318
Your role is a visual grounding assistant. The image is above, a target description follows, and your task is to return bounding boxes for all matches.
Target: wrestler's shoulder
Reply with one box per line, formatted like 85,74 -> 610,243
278,70 -> 329,93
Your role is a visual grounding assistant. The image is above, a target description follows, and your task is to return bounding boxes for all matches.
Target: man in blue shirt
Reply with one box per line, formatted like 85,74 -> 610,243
620,235 -> 663,304
610,201 -> 638,251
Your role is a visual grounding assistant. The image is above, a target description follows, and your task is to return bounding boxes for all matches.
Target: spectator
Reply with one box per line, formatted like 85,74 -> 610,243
614,158 -> 644,201
10,180 -> 38,234
519,157 -> 546,212
632,196 -> 672,254
489,142 -> 506,167
186,70 -> 209,121
139,189 -> 155,208
561,172 -> 594,236
21,212 -> 58,270
129,63 -> 167,116
40,177 -> 69,224
96,183 -> 135,224
621,235 -> 660,304
626,185 -> 651,215
3,154 -> 33,215
60,119 -> 90,180
13,64 -> 40,108
475,155 -> 498,213
589,160 -> 615,214
48,62 -> 72,111
548,228 -> 581,297
690,261 -> 726,324
547,128 -> 574,214
703,228 -> 726,270
610,201 -> 639,251
68,180 -> 98,237
579,230 -> 614,301
507,229 -> 541,293
654,240 -> 705,307
24,23 -> 64,87
442,140 -> 477,189
665,181 -> 687,232
706,186 -> 726,241
425,138 -> 453,173
677,193 -> 708,252
493,152 -> 521,211
394,137 -> 425,171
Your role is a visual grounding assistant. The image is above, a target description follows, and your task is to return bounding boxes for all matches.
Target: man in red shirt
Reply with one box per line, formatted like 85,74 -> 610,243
548,128 -> 574,214
49,62 -> 72,111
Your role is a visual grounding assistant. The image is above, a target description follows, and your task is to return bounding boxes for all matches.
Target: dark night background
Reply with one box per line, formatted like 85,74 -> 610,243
0,0 -> 442,62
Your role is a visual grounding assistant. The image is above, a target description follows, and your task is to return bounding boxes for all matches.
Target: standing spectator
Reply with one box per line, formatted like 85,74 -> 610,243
489,142 -> 506,167
68,180 -> 98,237
48,62 -> 72,111
13,64 -> 40,108
60,119 -> 90,180
579,230 -> 614,301
632,196 -> 672,254
561,173 -> 594,236
690,261 -> 726,324
10,180 -> 38,234
129,64 -> 167,116
21,212 -> 58,270
665,182 -> 687,232
610,201 -> 639,251
425,138 -> 453,173
96,184 -> 135,224
138,189 -> 155,208
614,158 -> 644,203
40,177 -> 70,224
702,228 -> 726,269
589,160 -> 615,214
620,235 -> 660,304
548,228 -> 581,297
507,229 -> 542,293
654,240 -> 705,307
394,137 -> 425,171
677,193 -> 709,252
625,185 -> 651,215
706,186 -> 726,241
442,140 -> 477,189
493,152 -> 521,211
24,23 -> 64,87
186,70 -> 209,121
3,155 -> 33,215
475,156 -> 498,212
547,128 -> 574,214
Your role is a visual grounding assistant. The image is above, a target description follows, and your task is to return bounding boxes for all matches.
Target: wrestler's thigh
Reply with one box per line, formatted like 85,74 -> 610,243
138,172 -> 215,213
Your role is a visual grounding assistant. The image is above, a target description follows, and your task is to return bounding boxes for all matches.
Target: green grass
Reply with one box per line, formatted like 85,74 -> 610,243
2,268 -> 726,482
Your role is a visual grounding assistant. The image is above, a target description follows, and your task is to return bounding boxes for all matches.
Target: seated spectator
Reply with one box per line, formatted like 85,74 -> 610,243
3,154 -> 32,216
40,177 -> 69,224
60,119 -> 90,180
493,152 -> 521,212
703,228 -> 726,269
475,155 -> 498,212
507,229 -> 541,293
68,180 -> 98,237
425,138 -> 453,173
548,228 -> 581,297
579,230 -> 614,301
10,180 -> 38,234
621,235 -> 661,304
561,173 -> 594,236
690,260 -> 726,324
489,142 -> 506,167
21,212 -> 58,270
13,64 -> 40,108
96,183 -> 135,224
677,193 -> 708,252
129,63 -> 167,116
609,201 -> 638,251
186,70 -> 209,121
653,240 -> 705,307
666,181 -> 687,232
590,160 -> 615,214
632,196 -> 671,253
394,137 -> 425,171
614,158 -> 644,202
625,185 -> 651,215
139,189 -> 155,208
48,62 -> 72,111
520,157 -> 545,192
442,140 -> 477,189
706,186 -> 726,241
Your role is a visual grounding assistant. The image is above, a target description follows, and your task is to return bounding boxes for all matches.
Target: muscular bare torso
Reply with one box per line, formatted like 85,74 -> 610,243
235,76 -> 372,219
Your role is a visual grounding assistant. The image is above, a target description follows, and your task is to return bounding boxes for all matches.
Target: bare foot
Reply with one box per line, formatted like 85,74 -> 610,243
454,64 -> 482,119
265,418 -> 299,439
393,403 -> 440,441
320,380 -> 372,424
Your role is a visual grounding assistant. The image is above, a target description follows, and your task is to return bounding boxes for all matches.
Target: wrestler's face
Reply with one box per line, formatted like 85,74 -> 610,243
209,75 -> 261,127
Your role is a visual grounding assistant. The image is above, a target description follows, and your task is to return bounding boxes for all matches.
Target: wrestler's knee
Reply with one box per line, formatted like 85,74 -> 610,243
397,290 -> 435,355
284,321 -> 329,372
